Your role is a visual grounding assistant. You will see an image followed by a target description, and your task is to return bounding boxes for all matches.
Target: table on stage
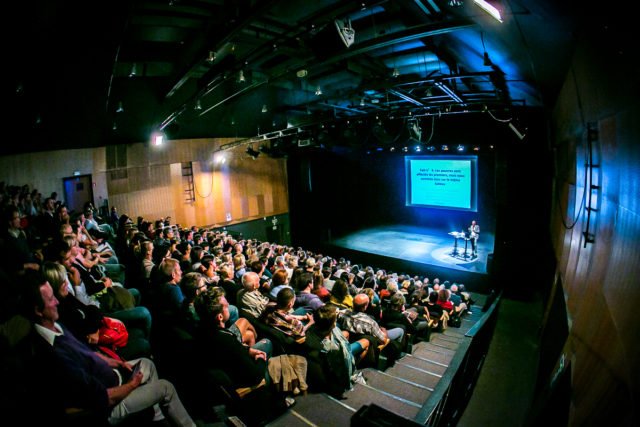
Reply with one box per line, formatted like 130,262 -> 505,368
448,231 -> 470,258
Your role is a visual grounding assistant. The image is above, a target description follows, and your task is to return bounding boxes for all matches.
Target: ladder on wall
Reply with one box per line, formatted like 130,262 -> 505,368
182,162 -> 195,203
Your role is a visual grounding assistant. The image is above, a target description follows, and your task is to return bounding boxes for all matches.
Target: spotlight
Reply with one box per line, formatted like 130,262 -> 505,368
129,63 -> 137,77
474,0 -> 503,23
151,132 -> 165,146
392,68 -> 400,78
238,70 -> 246,83
246,145 -> 260,159
441,144 -> 449,151
334,18 -> 355,48
509,121 -> 527,140
426,145 -> 436,152
116,101 -> 124,113
315,86 -> 322,96
415,145 -> 422,152
194,100 -> 202,111
456,144 -> 465,152
402,146 -> 408,152
473,145 -> 480,151
261,104 -> 268,113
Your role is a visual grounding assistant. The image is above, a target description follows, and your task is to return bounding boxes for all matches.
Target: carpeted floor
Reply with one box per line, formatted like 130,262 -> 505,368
457,293 -> 543,427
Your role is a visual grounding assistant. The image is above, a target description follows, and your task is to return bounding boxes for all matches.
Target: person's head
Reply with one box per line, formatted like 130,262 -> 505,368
331,278 -> 349,301
313,304 -> 338,336
276,287 -> 296,310
191,245 -> 204,263
312,271 -> 324,291
361,288 -> 376,305
438,288 -> 450,302
295,271 -> 313,292
218,263 -> 234,280
386,279 -> 398,294
160,257 -> 182,283
249,259 -> 264,275
4,205 -> 21,230
450,284 -> 459,293
195,286 -> 228,327
21,269 -> 58,327
305,257 -> 316,270
390,292 -> 406,311
42,261 -> 70,301
141,240 -> 154,259
241,271 -> 260,291
353,293 -> 369,312
271,269 -> 289,288
180,272 -> 207,304
471,220 -> 476,226
233,253 -> 246,270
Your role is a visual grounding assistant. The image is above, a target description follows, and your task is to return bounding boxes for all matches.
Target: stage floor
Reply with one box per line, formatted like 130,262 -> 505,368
331,225 -> 494,275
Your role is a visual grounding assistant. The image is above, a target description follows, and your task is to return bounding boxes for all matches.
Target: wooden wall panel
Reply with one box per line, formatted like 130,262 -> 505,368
97,138 -> 288,228
550,38 -> 640,425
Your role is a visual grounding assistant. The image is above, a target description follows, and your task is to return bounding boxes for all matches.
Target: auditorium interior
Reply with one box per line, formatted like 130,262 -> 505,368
2,1 -> 638,426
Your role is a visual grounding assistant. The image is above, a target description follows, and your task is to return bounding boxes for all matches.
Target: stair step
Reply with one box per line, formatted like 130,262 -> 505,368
429,337 -> 461,351
385,362 -> 441,389
343,383 -> 422,421
362,368 -> 432,405
442,329 -> 466,339
431,333 -> 462,344
413,340 -> 457,356
411,345 -> 454,365
397,354 -> 448,376
267,393 -> 355,427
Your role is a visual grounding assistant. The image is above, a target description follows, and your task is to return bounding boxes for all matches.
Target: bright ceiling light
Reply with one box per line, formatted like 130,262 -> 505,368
474,0 -> 503,23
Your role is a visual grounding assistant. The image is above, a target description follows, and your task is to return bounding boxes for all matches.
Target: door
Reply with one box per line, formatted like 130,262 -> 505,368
63,174 -> 94,214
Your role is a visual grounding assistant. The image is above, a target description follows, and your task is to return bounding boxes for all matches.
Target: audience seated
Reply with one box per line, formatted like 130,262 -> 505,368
1,179 -> 478,424
22,270 -> 196,426
302,304 -> 368,398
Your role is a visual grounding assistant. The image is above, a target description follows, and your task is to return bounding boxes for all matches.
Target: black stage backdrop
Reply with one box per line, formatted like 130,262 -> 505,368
286,112 -> 554,295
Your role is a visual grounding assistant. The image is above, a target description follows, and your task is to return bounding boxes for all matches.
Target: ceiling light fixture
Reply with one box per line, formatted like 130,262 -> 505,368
334,18 -> 355,48
238,70 -> 246,83
315,86 -> 322,96
474,0 -> 503,23
116,101 -> 124,113
360,97 -> 366,107
152,132 -> 164,146
206,50 -> 216,63
261,104 -> 268,113
392,67 -> 400,78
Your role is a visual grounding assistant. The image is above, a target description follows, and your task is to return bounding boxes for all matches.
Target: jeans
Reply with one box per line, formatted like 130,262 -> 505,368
108,358 -> 195,426
386,327 -> 404,342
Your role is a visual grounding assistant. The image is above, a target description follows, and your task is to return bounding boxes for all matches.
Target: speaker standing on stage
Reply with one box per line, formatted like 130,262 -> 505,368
468,220 -> 480,256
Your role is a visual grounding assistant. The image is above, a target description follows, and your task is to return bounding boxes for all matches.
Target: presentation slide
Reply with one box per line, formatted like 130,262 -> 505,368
405,156 -> 477,211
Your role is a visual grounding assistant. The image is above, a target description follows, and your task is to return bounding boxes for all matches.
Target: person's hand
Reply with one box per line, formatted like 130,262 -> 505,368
68,266 -> 82,286
127,371 -> 143,389
102,277 -> 113,288
249,348 -> 267,361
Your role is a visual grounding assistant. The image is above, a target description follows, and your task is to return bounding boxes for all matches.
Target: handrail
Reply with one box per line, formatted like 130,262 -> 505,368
414,292 -> 503,425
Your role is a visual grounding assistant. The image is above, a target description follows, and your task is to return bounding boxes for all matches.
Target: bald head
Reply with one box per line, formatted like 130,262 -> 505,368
353,293 -> 369,312
242,271 -> 260,291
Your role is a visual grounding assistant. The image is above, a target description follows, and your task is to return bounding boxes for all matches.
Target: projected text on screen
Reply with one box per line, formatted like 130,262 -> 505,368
405,156 -> 477,211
